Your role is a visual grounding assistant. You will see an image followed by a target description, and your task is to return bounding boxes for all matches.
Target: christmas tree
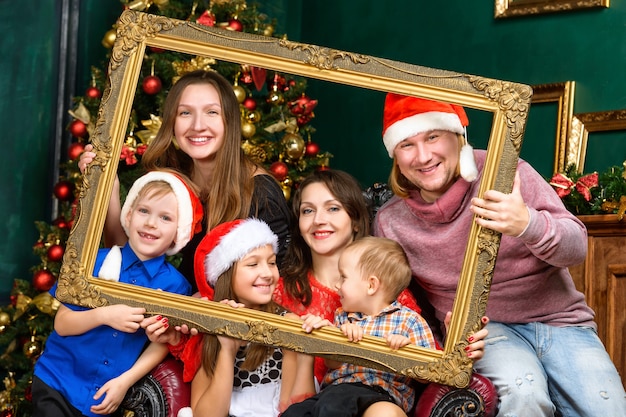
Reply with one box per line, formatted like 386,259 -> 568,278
0,1 -> 330,415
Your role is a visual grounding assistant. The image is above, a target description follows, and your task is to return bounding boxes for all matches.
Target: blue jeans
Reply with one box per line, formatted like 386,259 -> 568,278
472,322 -> 626,417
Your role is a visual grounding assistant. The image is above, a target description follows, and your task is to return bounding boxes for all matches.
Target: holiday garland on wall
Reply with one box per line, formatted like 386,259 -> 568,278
0,1 -> 331,415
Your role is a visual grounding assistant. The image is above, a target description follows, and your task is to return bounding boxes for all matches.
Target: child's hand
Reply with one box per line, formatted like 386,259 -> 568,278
299,314 -> 332,333
78,144 -> 96,173
219,299 -> 246,309
175,323 -> 199,336
142,315 -> 180,345
104,304 -> 146,333
386,334 -> 410,350
340,323 -> 363,342
217,334 -> 248,355
90,375 -> 130,415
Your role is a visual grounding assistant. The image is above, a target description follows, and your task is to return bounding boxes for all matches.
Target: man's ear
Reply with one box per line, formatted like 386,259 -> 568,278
367,275 -> 381,295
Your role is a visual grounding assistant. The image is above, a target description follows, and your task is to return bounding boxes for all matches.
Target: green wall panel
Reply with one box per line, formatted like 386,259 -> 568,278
0,1 -> 60,302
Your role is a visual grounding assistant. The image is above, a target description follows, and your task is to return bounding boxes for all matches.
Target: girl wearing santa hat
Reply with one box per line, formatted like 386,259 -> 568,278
151,218 -> 316,417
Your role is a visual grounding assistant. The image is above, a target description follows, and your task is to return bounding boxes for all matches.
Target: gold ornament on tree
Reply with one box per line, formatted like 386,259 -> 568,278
22,334 -> 42,361
282,132 -> 305,160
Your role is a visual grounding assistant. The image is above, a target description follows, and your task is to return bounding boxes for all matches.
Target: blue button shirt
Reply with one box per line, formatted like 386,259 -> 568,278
34,243 -> 191,416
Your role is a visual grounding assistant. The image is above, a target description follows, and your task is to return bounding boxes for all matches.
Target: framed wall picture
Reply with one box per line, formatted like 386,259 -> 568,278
531,82 -> 576,174
495,0 -> 609,19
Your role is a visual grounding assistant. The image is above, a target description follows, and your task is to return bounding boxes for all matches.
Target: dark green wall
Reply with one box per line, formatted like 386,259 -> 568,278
0,1 -> 61,302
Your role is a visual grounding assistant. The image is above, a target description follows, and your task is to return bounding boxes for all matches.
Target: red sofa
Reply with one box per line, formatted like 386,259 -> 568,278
117,354 -> 498,417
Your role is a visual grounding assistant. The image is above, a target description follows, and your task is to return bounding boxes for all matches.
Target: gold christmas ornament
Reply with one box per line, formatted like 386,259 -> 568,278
22,335 -> 42,360
263,25 -> 275,37
102,28 -> 117,49
0,312 -> 10,327
246,110 -> 261,123
241,121 -> 256,139
233,85 -> 247,103
267,90 -> 284,106
280,181 -> 291,201
282,132 -> 305,160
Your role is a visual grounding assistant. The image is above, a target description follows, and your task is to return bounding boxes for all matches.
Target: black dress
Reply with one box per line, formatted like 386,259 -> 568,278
177,174 -> 293,293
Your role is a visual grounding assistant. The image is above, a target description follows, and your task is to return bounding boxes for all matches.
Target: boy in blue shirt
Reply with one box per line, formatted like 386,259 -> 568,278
33,170 -> 203,417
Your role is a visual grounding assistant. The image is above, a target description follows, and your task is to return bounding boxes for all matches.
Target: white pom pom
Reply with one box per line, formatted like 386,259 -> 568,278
460,144 -> 478,182
97,245 -> 122,281
177,407 -> 193,417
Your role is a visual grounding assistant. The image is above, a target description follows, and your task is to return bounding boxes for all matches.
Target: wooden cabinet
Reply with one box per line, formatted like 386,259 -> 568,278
568,214 -> 626,387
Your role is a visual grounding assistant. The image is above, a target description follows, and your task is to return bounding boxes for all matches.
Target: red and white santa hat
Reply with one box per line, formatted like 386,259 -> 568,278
194,218 -> 278,298
382,93 -> 478,182
120,170 -> 204,256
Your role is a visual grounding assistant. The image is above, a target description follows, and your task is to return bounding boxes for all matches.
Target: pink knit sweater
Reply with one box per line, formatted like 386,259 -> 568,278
374,150 -> 595,328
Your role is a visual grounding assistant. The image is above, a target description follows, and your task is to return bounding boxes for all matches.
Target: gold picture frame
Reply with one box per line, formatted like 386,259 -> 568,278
495,0 -> 609,19
531,81 -> 576,174
567,109 -> 626,172
57,10 -> 532,388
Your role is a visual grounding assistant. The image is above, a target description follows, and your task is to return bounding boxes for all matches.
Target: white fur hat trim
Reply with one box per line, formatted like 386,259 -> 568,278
120,171 -> 198,256
204,219 -> 278,287
97,245 -> 122,281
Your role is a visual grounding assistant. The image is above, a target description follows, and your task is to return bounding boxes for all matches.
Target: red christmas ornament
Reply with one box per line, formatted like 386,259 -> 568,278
53,181 -> 75,201
33,240 -> 45,250
24,383 -> 32,402
32,269 -> 56,292
317,165 -> 330,172
47,244 -> 65,263
85,86 -> 101,99
69,119 -> 87,138
142,75 -> 162,95
227,18 -> 243,32
243,97 -> 257,111
53,216 -> 69,230
289,95 -> 318,116
67,142 -> 85,161
305,141 -> 320,157
269,161 -> 289,182
150,46 -> 165,53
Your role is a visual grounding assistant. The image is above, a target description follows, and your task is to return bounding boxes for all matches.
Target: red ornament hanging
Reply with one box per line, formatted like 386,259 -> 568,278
69,119 -> 87,138
85,86 -> 101,99
47,244 -> 65,263
142,75 -> 162,95
53,216 -> 69,230
269,161 -> 289,182
32,269 -> 56,292
305,141 -> 320,157
243,97 -> 257,111
227,18 -> 243,32
67,141 -> 85,160
53,181 -> 75,201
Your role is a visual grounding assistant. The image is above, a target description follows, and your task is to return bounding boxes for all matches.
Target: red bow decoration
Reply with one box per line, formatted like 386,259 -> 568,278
549,172 -> 599,201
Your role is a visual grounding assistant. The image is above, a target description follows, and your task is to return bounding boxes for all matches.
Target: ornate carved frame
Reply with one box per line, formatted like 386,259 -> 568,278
568,109 -> 626,172
495,0 -> 609,19
531,81 -> 576,174
57,10 -> 532,388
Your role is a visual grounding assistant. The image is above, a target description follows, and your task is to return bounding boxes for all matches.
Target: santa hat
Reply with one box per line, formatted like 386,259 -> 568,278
382,93 -> 478,182
194,218 -> 278,297
120,170 -> 204,256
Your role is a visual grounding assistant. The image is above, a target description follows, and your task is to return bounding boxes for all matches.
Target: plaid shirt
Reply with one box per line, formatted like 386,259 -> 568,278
321,300 -> 436,411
